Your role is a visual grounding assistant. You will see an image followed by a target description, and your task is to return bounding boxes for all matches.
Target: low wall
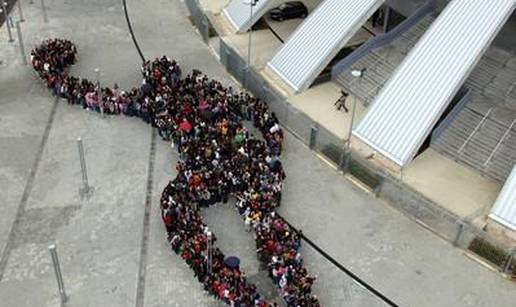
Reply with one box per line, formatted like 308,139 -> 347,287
378,173 -> 464,242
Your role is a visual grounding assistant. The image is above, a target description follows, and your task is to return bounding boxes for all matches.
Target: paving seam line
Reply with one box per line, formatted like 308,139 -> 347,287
121,1 -> 156,305
0,96 -> 60,282
135,128 -> 157,307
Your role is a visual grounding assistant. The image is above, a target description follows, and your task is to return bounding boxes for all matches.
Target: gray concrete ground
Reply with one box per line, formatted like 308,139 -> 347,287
0,1 -> 516,307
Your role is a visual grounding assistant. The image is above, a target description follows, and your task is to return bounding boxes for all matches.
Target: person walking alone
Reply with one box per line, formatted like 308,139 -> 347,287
334,90 -> 349,112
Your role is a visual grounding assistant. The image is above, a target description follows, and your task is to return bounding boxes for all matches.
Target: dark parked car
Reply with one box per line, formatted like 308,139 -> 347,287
269,1 -> 308,21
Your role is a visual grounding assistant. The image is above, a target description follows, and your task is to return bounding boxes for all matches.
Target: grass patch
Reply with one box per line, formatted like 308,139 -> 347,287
320,144 -> 381,189
468,237 -> 507,267
348,159 -> 381,189
320,144 -> 343,165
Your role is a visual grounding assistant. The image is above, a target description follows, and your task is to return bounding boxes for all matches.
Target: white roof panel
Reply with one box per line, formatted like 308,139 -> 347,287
267,0 -> 384,93
490,166 -> 516,231
223,0 -> 276,32
353,0 -> 516,167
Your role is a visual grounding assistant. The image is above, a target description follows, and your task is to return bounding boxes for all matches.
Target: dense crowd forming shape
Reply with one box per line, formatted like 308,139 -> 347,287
31,39 -> 320,306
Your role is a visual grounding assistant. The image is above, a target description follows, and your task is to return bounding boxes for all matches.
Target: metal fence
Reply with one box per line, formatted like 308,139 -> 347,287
184,0 -> 211,43
378,167 -> 516,275
217,38 -> 516,276
455,220 -> 516,274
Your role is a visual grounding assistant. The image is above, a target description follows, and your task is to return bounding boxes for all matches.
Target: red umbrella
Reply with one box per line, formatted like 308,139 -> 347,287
179,120 -> 192,133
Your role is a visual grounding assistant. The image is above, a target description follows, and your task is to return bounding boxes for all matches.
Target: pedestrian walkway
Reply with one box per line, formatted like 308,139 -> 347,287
288,82 -> 367,140
404,149 -> 501,219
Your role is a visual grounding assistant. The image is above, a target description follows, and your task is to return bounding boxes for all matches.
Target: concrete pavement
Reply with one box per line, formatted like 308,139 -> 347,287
0,0 -> 515,307
404,149 -> 501,219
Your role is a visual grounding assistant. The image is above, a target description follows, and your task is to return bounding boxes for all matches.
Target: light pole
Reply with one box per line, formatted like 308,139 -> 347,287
94,68 -> 104,117
17,0 -> 24,22
244,0 -> 258,88
77,137 -> 91,198
207,231 -> 213,276
48,244 -> 68,303
346,68 -> 366,149
41,0 -> 48,23
1,2 -> 14,42
341,68 -> 366,170
15,20 -> 26,64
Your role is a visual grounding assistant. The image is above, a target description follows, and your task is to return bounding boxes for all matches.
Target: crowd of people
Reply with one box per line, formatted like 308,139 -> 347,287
31,38 -> 320,306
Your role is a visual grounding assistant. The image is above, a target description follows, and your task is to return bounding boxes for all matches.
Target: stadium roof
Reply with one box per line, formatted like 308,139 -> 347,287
353,0 -> 516,167
490,165 -> 516,231
267,0 -> 385,93
223,0 -> 275,33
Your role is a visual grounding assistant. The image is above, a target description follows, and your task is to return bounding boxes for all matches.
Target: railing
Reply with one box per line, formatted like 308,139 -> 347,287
431,87 -> 471,142
364,80 -> 384,103
484,118 -> 516,168
331,0 -> 436,79
456,107 -> 493,158
184,0 -> 211,43
505,81 -> 516,102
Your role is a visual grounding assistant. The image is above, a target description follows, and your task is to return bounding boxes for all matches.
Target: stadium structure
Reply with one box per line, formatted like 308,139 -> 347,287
193,0 -> 516,248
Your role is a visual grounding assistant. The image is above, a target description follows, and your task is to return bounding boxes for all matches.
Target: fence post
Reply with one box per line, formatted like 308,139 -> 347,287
15,21 -> 26,64
207,231 -> 213,276
309,126 -> 318,149
2,2 -> 14,42
242,66 -> 249,89
17,0 -> 24,22
94,68 -> 104,117
503,248 -> 515,274
48,244 -> 68,303
219,42 -> 227,67
224,45 -> 230,67
373,174 -> 383,197
77,137 -> 92,199
339,150 -> 350,172
40,0 -> 48,23
453,222 -> 464,247
201,15 -> 209,43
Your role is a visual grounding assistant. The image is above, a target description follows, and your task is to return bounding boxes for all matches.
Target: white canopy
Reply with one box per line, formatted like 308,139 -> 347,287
490,166 -> 516,230
353,0 -> 516,167
267,0 -> 384,93
223,0 -> 276,32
